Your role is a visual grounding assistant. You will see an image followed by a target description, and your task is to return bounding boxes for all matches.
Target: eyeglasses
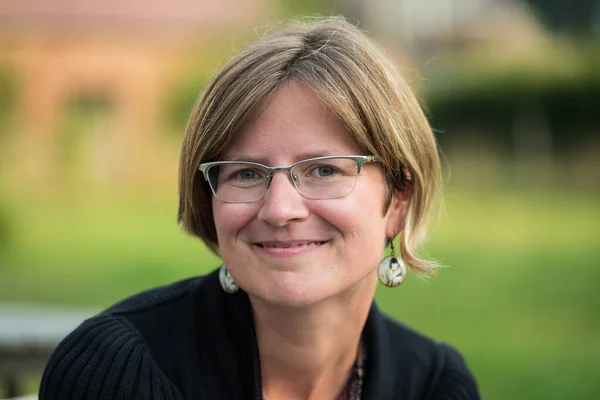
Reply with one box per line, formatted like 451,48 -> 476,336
199,155 -> 379,203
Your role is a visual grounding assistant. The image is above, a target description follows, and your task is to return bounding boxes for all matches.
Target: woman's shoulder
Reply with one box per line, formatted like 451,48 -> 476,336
375,313 -> 480,399
103,274 -> 206,315
426,342 -> 480,400
39,274 -> 215,400
39,312 -> 183,400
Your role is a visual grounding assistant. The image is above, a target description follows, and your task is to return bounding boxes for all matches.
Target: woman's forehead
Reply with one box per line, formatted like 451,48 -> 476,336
220,81 -> 364,163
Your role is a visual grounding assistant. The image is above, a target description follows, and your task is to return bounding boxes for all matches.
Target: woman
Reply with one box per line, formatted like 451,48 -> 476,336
40,18 -> 479,399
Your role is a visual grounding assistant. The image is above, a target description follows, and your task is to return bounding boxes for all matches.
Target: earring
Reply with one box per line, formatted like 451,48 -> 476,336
219,265 -> 239,294
378,240 -> 407,287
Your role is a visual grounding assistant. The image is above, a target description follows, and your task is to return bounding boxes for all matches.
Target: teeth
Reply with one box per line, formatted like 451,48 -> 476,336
257,242 -> 325,248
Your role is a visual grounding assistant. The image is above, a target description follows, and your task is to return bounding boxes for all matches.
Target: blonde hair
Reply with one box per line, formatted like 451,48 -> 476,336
178,17 -> 442,274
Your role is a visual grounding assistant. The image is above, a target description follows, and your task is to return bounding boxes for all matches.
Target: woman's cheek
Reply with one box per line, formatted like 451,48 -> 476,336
214,202 -> 259,236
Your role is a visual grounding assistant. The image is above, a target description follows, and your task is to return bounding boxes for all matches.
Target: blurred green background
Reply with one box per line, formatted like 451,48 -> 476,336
1,0 -> 599,399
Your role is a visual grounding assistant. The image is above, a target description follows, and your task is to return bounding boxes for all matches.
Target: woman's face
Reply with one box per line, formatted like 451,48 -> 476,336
213,81 -> 408,307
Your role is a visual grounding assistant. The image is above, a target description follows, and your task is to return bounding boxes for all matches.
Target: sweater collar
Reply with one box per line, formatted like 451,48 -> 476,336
212,271 -> 394,400
361,302 -> 395,400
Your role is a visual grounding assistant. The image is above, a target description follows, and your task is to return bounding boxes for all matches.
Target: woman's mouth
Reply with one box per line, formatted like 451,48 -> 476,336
253,241 -> 328,257
255,241 -> 327,248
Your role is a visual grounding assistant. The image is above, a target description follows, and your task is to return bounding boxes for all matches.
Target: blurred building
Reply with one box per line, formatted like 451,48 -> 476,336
1,0 -> 597,189
0,0 -> 271,186
343,0 -> 545,58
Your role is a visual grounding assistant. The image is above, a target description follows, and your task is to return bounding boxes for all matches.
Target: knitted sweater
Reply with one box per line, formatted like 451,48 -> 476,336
40,269 -> 480,399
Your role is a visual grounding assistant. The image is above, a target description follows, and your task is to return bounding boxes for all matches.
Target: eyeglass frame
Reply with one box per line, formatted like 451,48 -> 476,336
198,155 -> 380,203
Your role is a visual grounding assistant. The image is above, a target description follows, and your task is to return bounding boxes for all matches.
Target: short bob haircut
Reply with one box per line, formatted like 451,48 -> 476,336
178,17 -> 442,274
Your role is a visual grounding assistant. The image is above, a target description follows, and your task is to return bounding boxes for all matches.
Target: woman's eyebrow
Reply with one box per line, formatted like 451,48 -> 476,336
220,151 -> 343,164
219,155 -> 268,164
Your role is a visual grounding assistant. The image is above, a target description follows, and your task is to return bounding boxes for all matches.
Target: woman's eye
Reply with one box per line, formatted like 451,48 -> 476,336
311,165 -> 336,177
237,169 -> 259,180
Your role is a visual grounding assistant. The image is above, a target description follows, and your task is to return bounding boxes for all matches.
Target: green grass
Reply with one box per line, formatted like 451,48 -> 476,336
1,185 -> 599,399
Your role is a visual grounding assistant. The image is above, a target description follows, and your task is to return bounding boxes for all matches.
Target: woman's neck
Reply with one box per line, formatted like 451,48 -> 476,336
249,272 -> 377,400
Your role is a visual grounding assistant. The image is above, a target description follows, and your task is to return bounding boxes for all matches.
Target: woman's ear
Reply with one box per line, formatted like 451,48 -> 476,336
385,188 -> 411,238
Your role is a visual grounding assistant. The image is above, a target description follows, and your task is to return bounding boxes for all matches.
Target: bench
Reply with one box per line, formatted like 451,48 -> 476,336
0,303 -> 96,398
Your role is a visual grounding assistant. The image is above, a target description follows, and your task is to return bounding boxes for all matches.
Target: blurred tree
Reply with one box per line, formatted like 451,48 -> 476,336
0,201 -> 10,255
525,0 -> 600,36
58,93 -> 113,168
0,66 -> 17,140
425,47 -> 600,172
165,71 -> 209,136
279,0 -> 337,16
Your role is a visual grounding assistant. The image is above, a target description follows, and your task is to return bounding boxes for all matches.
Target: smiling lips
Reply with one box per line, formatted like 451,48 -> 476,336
254,241 -> 327,248
253,241 -> 328,258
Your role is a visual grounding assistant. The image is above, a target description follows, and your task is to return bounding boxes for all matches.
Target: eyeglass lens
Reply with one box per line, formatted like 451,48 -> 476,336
207,157 -> 360,203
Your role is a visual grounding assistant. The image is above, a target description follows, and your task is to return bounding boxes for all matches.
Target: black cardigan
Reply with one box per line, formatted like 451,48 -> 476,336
40,269 -> 480,399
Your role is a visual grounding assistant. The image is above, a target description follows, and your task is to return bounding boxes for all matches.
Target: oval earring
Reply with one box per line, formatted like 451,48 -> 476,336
219,265 -> 239,294
378,240 -> 407,287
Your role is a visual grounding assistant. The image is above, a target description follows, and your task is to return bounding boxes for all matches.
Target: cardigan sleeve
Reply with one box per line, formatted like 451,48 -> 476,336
428,343 -> 480,400
39,314 -> 183,400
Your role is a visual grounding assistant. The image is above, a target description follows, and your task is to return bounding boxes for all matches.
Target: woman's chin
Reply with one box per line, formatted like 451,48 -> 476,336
246,277 -> 338,308
245,272 -> 373,309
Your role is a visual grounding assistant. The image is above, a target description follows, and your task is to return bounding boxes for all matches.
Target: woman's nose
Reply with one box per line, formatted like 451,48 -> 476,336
257,171 -> 309,227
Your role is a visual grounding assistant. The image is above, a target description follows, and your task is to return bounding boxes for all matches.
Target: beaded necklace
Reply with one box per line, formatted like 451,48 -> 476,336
342,350 -> 365,400
263,344 -> 365,400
